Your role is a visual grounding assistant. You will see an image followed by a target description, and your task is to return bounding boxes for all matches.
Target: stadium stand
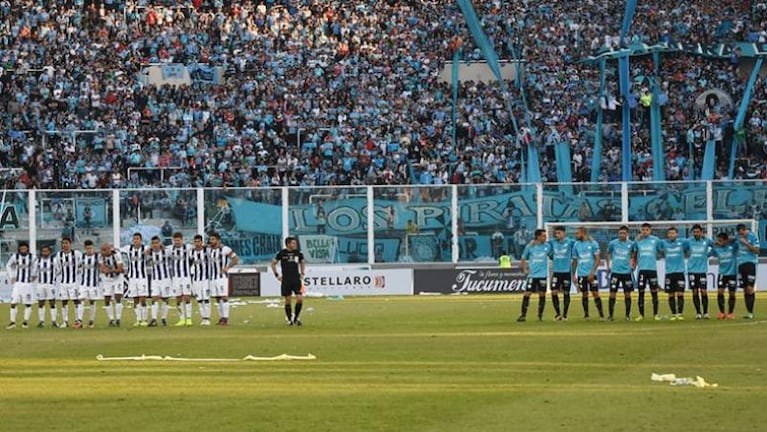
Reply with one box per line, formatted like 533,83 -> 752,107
0,0 -> 766,192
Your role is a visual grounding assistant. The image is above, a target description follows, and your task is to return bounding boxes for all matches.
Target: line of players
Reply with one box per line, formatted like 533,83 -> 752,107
5,231 -> 239,329
518,223 -> 760,322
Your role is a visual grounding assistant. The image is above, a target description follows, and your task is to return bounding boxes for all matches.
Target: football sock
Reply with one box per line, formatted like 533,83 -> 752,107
717,293 -> 725,313
563,293 -> 571,317
185,302 -> 193,319
594,297 -> 604,318
551,294 -> 561,316
50,305 -> 57,322
23,306 -> 31,323
521,296 -> 530,316
89,303 -> 97,323
221,301 -> 229,319
285,304 -> 293,321
217,301 -> 223,317
60,304 -> 69,323
76,303 -> 84,321
608,297 -> 616,318
537,296 -> 546,317
161,302 -> 169,320
134,304 -> 141,321
677,296 -> 684,314
692,290 -> 701,314
651,291 -> 659,315
105,303 -> 114,321
745,293 -> 755,314
701,294 -> 709,314
151,303 -> 159,320
10,306 -> 17,323
728,294 -> 736,314
294,302 -> 302,320
624,297 -> 632,317
669,296 -> 677,314
38,306 -> 45,322
115,302 -> 123,320
581,296 -> 589,316
202,301 -> 210,319
638,290 -> 645,316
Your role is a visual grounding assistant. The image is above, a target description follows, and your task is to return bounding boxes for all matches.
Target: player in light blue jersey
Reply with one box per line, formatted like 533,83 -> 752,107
606,226 -> 636,321
548,226 -> 575,320
518,229 -> 551,322
632,223 -> 662,320
736,223 -> 760,319
659,227 -> 687,320
686,224 -> 712,319
572,227 -> 604,320
710,232 -> 738,319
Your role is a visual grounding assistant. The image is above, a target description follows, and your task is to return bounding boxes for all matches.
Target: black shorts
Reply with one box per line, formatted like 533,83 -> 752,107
738,263 -> 756,288
525,278 -> 547,293
577,276 -> 598,293
665,272 -> 686,293
281,281 -> 303,297
688,273 -> 708,291
609,273 -> 633,293
717,275 -> 737,292
551,272 -> 572,292
637,270 -> 659,291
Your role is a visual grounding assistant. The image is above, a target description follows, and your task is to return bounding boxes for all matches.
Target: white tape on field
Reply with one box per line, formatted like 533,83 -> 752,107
96,354 -> 317,362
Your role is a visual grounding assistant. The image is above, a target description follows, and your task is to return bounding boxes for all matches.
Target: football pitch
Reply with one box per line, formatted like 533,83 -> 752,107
1,295 -> 765,432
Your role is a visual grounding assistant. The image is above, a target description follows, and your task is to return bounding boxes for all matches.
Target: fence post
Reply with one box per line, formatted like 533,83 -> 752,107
112,190 -> 121,248
28,190 -> 36,255
621,182 -> 629,223
281,186 -> 290,241
706,181 -> 714,239
536,183 -> 544,229
451,184 -> 459,264
368,185 -> 375,265
196,188 -> 205,236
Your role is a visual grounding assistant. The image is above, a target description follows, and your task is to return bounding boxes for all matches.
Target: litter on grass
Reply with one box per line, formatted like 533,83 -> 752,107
651,373 -> 718,388
96,353 -> 317,362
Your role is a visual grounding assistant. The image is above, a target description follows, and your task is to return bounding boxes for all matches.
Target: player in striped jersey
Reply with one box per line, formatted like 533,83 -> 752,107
148,236 -> 173,327
78,240 -> 101,329
6,242 -> 37,329
190,234 -> 212,326
169,232 -> 194,326
120,233 -> 150,327
99,243 -> 124,327
36,245 -> 57,328
208,232 -> 239,326
54,237 -> 83,328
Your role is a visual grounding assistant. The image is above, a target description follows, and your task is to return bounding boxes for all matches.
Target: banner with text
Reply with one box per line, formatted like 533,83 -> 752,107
414,267 -> 528,294
260,267 -> 412,297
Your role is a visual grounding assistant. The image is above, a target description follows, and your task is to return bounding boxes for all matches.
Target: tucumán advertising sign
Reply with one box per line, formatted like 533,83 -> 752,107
414,268 -> 527,294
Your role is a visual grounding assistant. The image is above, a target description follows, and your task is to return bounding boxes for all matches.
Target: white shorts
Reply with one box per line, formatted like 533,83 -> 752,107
36,284 -> 56,301
127,279 -> 149,298
11,282 -> 35,304
82,285 -> 102,301
57,283 -> 79,301
101,277 -> 124,297
172,278 -> 192,297
192,280 -> 210,301
151,278 -> 172,299
210,278 -> 228,298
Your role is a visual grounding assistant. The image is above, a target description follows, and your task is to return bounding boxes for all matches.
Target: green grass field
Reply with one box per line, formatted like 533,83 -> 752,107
1,295 -> 766,432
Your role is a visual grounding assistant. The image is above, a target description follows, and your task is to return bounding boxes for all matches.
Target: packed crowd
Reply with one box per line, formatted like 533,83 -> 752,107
1,0 -> 767,192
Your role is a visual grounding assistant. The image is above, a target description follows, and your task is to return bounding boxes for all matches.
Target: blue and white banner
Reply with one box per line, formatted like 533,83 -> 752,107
188,63 -> 218,84
161,63 -> 186,80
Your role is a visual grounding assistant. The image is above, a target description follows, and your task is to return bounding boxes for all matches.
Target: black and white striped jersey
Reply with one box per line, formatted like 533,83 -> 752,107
37,255 -> 55,285
120,245 -> 149,280
55,250 -> 82,285
168,244 -> 193,279
6,253 -> 37,283
99,252 -> 123,279
149,247 -> 172,281
189,247 -> 209,282
81,253 -> 100,288
208,245 -> 235,280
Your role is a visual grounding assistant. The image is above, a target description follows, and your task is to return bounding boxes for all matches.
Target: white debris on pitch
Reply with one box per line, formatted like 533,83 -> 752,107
651,373 -> 718,388
96,354 -> 317,362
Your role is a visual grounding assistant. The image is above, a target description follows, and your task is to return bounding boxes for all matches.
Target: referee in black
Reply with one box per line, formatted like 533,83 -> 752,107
271,237 -> 306,326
